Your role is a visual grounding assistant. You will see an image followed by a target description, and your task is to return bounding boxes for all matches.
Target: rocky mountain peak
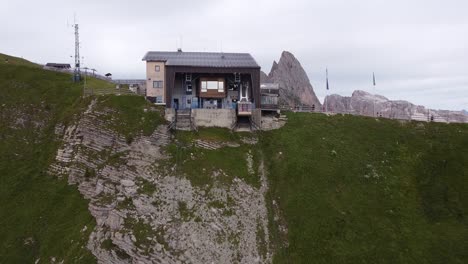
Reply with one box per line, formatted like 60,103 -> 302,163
351,90 -> 389,102
260,71 -> 269,83
279,51 -> 298,67
351,90 -> 371,97
270,60 -> 279,75
265,51 -> 322,108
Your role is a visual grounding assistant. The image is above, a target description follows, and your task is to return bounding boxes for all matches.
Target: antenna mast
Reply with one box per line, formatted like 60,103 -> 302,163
73,16 -> 81,82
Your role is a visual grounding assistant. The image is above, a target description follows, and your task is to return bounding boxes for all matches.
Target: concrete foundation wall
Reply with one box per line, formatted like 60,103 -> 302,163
192,109 -> 236,128
251,109 -> 262,127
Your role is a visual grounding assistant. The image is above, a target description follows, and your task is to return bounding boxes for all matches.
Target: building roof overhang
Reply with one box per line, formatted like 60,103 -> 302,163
142,51 -> 260,69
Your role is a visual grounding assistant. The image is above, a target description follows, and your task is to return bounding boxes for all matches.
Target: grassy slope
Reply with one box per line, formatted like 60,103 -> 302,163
0,60 -> 96,263
85,77 -> 120,94
94,95 -> 165,142
261,113 -> 468,264
167,128 -> 261,188
0,57 -> 156,263
0,53 -> 41,68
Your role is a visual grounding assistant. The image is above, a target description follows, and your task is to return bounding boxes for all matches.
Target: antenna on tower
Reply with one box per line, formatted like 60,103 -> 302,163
72,13 -> 81,82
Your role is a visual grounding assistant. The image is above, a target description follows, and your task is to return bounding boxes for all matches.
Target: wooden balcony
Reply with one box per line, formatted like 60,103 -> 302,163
199,89 -> 226,98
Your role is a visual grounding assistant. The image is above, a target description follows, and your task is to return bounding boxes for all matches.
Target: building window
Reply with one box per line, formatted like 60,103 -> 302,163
207,81 -> 218,90
201,81 -> 207,92
156,96 -> 163,103
201,80 -> 224,92
218,81 -> 224,92
155,65 -> 160,72
153,81 -> 163,88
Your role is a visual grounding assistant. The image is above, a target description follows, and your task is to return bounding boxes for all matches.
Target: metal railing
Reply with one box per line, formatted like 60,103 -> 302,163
279,105 -> 467,124
83,87 -> 135,96
168,111 -> 177,131
42,66 -> 112,81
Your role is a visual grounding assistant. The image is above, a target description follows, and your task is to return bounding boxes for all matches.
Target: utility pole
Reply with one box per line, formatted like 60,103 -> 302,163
83,66 -> 89,95
325,68 -> 329,114
373,72 -> 376,117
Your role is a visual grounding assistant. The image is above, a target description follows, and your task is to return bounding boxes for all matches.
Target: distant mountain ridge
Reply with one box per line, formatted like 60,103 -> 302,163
261,51 -> 466,123
325,90 -> 468,123
262,51 -> 322,108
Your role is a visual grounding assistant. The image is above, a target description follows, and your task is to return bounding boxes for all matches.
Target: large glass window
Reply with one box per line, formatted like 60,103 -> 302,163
207,81 -> 218,90
155,65 -> 160,72
201,80 -> 225,92
153,81 -> 163,88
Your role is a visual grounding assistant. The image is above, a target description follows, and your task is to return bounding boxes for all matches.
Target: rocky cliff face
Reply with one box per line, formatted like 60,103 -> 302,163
325,90 -> 468,123
49,99 -> 273,264
264,51 -> 322,108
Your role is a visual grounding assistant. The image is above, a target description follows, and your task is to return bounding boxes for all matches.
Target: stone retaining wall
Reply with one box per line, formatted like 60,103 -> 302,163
192,109 -> 236,128
251,109 -> 262,128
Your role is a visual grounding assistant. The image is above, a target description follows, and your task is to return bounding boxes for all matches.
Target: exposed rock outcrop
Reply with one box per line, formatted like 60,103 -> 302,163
324,90 -> 468,123
49,100 -> 272,263
260,71 -> 269,84
264,51 -> 321,108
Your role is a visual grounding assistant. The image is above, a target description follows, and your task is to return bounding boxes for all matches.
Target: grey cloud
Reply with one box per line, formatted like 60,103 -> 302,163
1,0 -> 467,110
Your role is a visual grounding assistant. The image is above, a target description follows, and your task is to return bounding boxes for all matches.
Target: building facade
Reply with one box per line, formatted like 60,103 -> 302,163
45,63 -> 71,69
143,51 -> 261,117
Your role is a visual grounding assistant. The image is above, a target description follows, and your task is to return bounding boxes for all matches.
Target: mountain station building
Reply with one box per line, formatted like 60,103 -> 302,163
142,50 -> 262,130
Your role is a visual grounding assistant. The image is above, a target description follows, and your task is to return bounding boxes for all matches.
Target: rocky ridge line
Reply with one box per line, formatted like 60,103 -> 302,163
324,90 -> 468,123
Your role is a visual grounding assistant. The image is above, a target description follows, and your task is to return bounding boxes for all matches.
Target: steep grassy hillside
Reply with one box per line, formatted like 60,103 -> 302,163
0,56 -> 152,263
261,113 -> 468,264
0,53 -> 40,68
0,58 -> 96,263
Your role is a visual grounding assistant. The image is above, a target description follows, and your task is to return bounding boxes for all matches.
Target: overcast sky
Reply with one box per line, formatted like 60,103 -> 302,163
1,0 -> 467,110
